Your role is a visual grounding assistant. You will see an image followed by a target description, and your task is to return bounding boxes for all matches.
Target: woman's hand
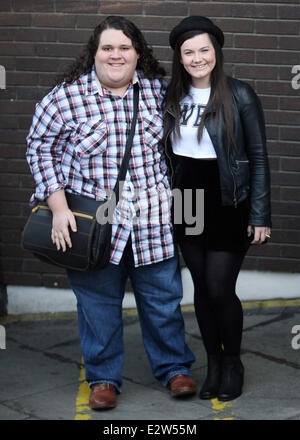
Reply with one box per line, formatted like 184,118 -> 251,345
247,225 -> 271,244
47,190 -> 77,252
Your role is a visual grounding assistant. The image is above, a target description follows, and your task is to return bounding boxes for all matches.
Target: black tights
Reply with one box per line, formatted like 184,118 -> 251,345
179,240 -> 247,356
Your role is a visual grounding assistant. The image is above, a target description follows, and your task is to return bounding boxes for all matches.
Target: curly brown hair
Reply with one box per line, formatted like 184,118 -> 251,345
56,16 -> 165,85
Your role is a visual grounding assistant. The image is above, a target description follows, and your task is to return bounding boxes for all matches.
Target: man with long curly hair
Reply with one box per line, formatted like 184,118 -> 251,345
26,16 -> 196,410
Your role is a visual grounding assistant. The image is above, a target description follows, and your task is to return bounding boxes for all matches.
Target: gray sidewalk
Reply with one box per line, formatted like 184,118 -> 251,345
0,300 -> 300,421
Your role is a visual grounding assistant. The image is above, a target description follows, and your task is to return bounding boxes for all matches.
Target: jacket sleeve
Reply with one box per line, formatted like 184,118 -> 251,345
237,82 -> 272,227
26,88 -> 70,206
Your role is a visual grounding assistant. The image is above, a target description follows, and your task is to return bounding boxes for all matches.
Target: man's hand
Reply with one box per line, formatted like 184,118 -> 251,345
47,190 -> 77,252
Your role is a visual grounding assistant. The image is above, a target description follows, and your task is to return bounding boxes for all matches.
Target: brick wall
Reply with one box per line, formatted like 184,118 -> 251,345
0,0 -> 299,289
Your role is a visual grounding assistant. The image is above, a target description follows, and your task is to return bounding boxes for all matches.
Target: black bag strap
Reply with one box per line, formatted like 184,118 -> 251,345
113,82 -> 139,204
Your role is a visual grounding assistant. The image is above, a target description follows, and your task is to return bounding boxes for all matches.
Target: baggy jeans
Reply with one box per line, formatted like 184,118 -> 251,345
67,240 -> 195,392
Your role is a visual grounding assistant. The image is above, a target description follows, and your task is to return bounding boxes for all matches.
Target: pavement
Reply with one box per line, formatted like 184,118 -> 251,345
0,299 -> 300,423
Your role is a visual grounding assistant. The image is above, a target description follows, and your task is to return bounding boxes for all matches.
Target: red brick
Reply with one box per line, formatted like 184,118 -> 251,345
278,5 -> 300,19
147,1 -> 188,16
7,72 -> 39,86
0,13 -> 31,26
280,246 -> 300,259
281,158 -> 300,172
265,110 -> 300,126
75,14 -> 104,29
280,97 -> 299,111
15,57 -> 71,73
232,4 -> 277,19
245,258 -> 300,272
256,20 -> 299,35
279,37 -> 300,51
42,274 -> 71,289
0,42 -> 35,56
256,81 -> 296,96
0,0 -> 12,12
35,43 -> 83,58
224,48 -> 255,63
0,174 -> 19,186
271,171 -> 300,186
0,1 -> 300,285
12,0 -> 54,13
100,1 -> 143,15
56,1 -> 99,14
280,127 -> 300,142
268,142 -> 300,157
256,50 -> 299,65
0,145 -> 26,159
215,18 -> 254,33
57,29 -> 92,44
31,13 -> 77,28
234,35 -> 277,49
235,65 -> 278,80
2,272 -> 42,286
15,28 -> 57,42
272,216 -> 300,232
190,2 -> 232,17
280,187 -> 300,202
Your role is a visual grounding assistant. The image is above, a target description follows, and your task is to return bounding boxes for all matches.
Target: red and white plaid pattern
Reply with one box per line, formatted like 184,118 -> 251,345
26,68 -> 175,267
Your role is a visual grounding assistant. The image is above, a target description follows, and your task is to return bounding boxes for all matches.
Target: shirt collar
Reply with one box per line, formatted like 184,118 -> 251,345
92,66 -> 139,97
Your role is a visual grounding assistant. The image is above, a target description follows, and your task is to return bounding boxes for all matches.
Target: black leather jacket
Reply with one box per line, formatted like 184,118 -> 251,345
164,77 -> 272,227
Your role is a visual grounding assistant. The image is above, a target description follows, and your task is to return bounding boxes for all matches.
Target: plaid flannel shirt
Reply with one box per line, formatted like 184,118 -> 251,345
26,67 -> 175,267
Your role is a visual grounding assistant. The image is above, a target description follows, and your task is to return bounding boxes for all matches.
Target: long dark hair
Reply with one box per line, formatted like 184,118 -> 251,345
56,16 -> 165,86
163,30 -> 236,152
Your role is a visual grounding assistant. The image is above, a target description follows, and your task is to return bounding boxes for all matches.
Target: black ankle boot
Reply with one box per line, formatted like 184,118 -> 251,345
218,355 -> 244,401
199,353 -> 222,400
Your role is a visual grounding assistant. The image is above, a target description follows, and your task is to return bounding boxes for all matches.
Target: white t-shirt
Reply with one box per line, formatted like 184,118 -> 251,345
171,86 -> 217,158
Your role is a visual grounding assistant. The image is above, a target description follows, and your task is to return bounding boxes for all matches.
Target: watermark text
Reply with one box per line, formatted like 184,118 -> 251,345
0,325 -> 6,349
0,65 -> 5,89
291,325 -> 300,350
95,183 -> 204,236
291,65 -> 300,90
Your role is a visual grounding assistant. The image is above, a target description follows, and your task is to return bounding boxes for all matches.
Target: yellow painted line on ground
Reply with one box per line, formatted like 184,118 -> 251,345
72,297 -> 300,420
211,398 -> 235,420
1,298 -> 299,325
242,297 -> 300,309
180,297 -> 300,314
74,359 -> 92,420
0,297 -> 297,420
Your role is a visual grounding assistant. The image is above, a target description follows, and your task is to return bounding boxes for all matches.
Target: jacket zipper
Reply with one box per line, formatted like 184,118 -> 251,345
164,109 -> 176,188
32,205 -> 94,220
228,148 -> 237,208
204,113 -> 238,208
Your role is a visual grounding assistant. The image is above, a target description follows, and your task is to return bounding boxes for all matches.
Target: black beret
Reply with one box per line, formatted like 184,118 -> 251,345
169,16 -> 224,49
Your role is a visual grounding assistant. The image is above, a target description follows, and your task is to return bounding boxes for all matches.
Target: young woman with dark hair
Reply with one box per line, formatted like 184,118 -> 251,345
163,16 -> 272,401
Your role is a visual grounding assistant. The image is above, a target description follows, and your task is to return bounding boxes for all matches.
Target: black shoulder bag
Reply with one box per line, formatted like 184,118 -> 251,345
22,83 -> 139,271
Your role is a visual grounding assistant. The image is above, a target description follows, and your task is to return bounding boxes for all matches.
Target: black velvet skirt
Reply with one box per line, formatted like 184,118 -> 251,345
172,157 -> 251,253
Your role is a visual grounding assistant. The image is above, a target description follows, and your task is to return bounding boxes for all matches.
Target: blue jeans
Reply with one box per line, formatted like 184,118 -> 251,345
67,239 -> 195,393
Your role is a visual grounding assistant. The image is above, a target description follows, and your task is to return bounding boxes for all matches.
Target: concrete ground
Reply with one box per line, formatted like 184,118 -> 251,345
0,299 -> 300,423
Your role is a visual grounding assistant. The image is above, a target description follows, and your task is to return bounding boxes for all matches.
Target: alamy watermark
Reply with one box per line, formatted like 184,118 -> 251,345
291,325 -> 300,350
291,65 -> 300,90
95,183 -> 204,236
0,65 -> 6,90
0,325 -> 6,349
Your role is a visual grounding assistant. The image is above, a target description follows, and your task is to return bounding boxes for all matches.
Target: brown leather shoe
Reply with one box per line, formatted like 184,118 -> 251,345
169,374 -> 197,398
89,383 -> 117,410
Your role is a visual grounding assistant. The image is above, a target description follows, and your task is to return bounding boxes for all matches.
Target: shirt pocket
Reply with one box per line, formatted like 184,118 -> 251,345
142,111 -> 164,150
72,120 -> 107,156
